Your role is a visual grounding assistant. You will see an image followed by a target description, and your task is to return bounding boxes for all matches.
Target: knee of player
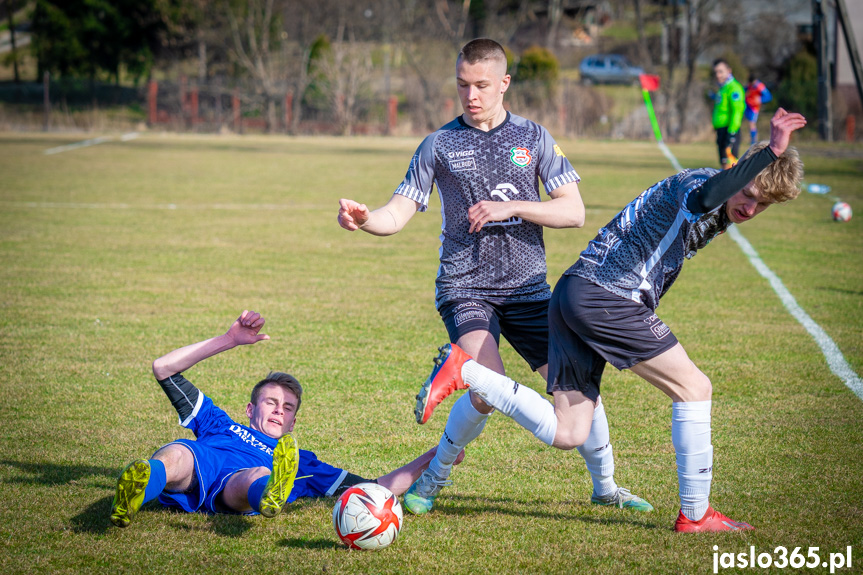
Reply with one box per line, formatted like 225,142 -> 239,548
552,425 -> 590,451
687,372 -> 713,401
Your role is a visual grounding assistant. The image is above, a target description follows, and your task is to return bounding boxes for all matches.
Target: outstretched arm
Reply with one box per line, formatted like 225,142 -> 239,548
152,310 -> 269,380
687,108 -> 806,214
375,447 -> 465,496
337,194 -> 420,236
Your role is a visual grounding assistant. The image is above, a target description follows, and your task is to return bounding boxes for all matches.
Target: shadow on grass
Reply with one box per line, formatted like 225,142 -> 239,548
815,286 -> 863,297
427,494 -> 663,529
278,537 -> 340,550
71,495 -> 115,535
0,459 -> 117,486
69,495 -> 256,537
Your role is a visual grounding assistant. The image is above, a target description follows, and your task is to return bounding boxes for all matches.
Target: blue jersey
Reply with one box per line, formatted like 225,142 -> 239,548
395,112 -> 580,307
568,168 -> 730,310
158,393 -> 348,514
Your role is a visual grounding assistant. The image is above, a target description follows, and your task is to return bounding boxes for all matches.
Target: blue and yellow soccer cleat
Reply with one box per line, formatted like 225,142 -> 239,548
259,433 -> 300,518
110,459 -> 152,528
591,487 -> 654,512
403,468 -> 452,515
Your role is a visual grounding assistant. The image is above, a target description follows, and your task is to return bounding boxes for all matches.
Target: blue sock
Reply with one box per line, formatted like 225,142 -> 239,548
143,459 -> 167,503
750,130 -> 757,145
247,475 -> 270,513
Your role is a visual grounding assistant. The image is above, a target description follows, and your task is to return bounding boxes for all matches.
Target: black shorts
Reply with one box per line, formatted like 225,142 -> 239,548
438,298 -> 550,371
546,274 -> 679,400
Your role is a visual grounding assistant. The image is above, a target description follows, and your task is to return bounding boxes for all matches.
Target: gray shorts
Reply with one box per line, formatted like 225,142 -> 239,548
547,274 -> 678,400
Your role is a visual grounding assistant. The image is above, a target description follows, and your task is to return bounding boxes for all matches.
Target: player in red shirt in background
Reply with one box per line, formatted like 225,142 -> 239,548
745,75 -> 772,146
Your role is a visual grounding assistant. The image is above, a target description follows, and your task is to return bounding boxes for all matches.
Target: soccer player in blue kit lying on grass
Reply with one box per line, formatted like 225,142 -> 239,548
110,310 -> 460,528
415,108 -> 806,533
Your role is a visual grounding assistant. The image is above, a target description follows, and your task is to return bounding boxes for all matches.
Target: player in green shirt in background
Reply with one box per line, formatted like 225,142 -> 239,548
712,59 -> 745,169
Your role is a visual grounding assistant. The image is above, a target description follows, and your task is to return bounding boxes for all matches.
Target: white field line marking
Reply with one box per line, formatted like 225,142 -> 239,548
728,226 -> 863,400
656,140 -> 863,400
43,132 -> 139,155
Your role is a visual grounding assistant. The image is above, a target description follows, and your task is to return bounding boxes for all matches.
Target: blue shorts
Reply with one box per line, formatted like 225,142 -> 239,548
157,439 -> 347,514
547,275 -> 678,400
744,107 -> 758,122
438,298 -> 550,371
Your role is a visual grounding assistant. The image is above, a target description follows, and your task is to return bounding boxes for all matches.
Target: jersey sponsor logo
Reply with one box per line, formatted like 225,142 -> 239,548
447,149 -> 475,159
510,147 -> 531,167
449,158 -> 477,172
553,144 -> 566,158
447,149 -> 477,172
580,228 -> 621,265
485,183 -> 523,227
229,424 -> 274,456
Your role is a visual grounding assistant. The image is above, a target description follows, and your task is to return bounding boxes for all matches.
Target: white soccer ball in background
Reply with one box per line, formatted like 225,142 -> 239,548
832,201 -> 852,222
333,482 -> 403,550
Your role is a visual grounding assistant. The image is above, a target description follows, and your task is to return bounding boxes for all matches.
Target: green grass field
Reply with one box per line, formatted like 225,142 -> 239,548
0,131 -> 861,574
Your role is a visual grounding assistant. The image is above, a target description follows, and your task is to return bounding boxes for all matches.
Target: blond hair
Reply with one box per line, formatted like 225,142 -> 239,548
740,142 -> 804,203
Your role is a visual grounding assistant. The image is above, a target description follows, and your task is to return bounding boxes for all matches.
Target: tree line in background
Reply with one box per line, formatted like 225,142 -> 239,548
2,0 -> 823,140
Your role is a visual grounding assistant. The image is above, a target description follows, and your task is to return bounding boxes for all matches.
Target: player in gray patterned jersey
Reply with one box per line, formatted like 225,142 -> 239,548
338,38 -> 652,516
416,108 -> 806,532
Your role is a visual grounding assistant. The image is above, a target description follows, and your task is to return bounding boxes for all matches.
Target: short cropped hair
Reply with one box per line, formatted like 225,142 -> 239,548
251,371 -> 303,412
740,142 -> 804,204
458,38 -> 507,68
713,58 -> 729,68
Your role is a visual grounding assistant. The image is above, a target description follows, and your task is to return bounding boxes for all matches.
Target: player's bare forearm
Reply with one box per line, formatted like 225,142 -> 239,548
356,206 -> 404,236
514,191 -> 585,229
467,183 -> 584,233
152,311 -> 269,380
375,447 -> 464,496
339,194 -> 418,236
152,334 -> 237,380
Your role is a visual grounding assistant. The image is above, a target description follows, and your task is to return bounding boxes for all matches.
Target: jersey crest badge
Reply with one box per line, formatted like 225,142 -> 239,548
510,147 -> 531,167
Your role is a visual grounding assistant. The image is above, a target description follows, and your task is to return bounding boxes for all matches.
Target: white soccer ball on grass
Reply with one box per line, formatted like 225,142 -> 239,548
332,482 -> 403,550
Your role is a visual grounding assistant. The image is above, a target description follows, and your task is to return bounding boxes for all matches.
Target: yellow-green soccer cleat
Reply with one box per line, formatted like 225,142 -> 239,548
591,487 -> 654,512
110,459 -> 152,528
403,468 -> 452,515
259,433 -> 300,518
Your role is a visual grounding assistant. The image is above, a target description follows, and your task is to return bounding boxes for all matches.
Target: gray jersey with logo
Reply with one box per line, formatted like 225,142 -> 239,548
568,168 -> 730,311
395,112 -> 580,307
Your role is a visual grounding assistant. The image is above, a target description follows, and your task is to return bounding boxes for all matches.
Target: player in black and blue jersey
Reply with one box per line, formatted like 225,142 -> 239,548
110,310 -> 456,528
339,38 -> 651,516
417,108 -> 806,532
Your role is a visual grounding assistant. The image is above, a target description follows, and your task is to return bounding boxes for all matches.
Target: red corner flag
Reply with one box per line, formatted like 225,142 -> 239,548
639,74 -> 660,92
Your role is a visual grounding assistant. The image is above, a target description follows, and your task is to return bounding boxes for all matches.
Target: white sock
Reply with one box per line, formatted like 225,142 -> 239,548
672,400 -> 713,521
576,397 -> 617,498
428,392 -> 489,479
462,360 -> 557,446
